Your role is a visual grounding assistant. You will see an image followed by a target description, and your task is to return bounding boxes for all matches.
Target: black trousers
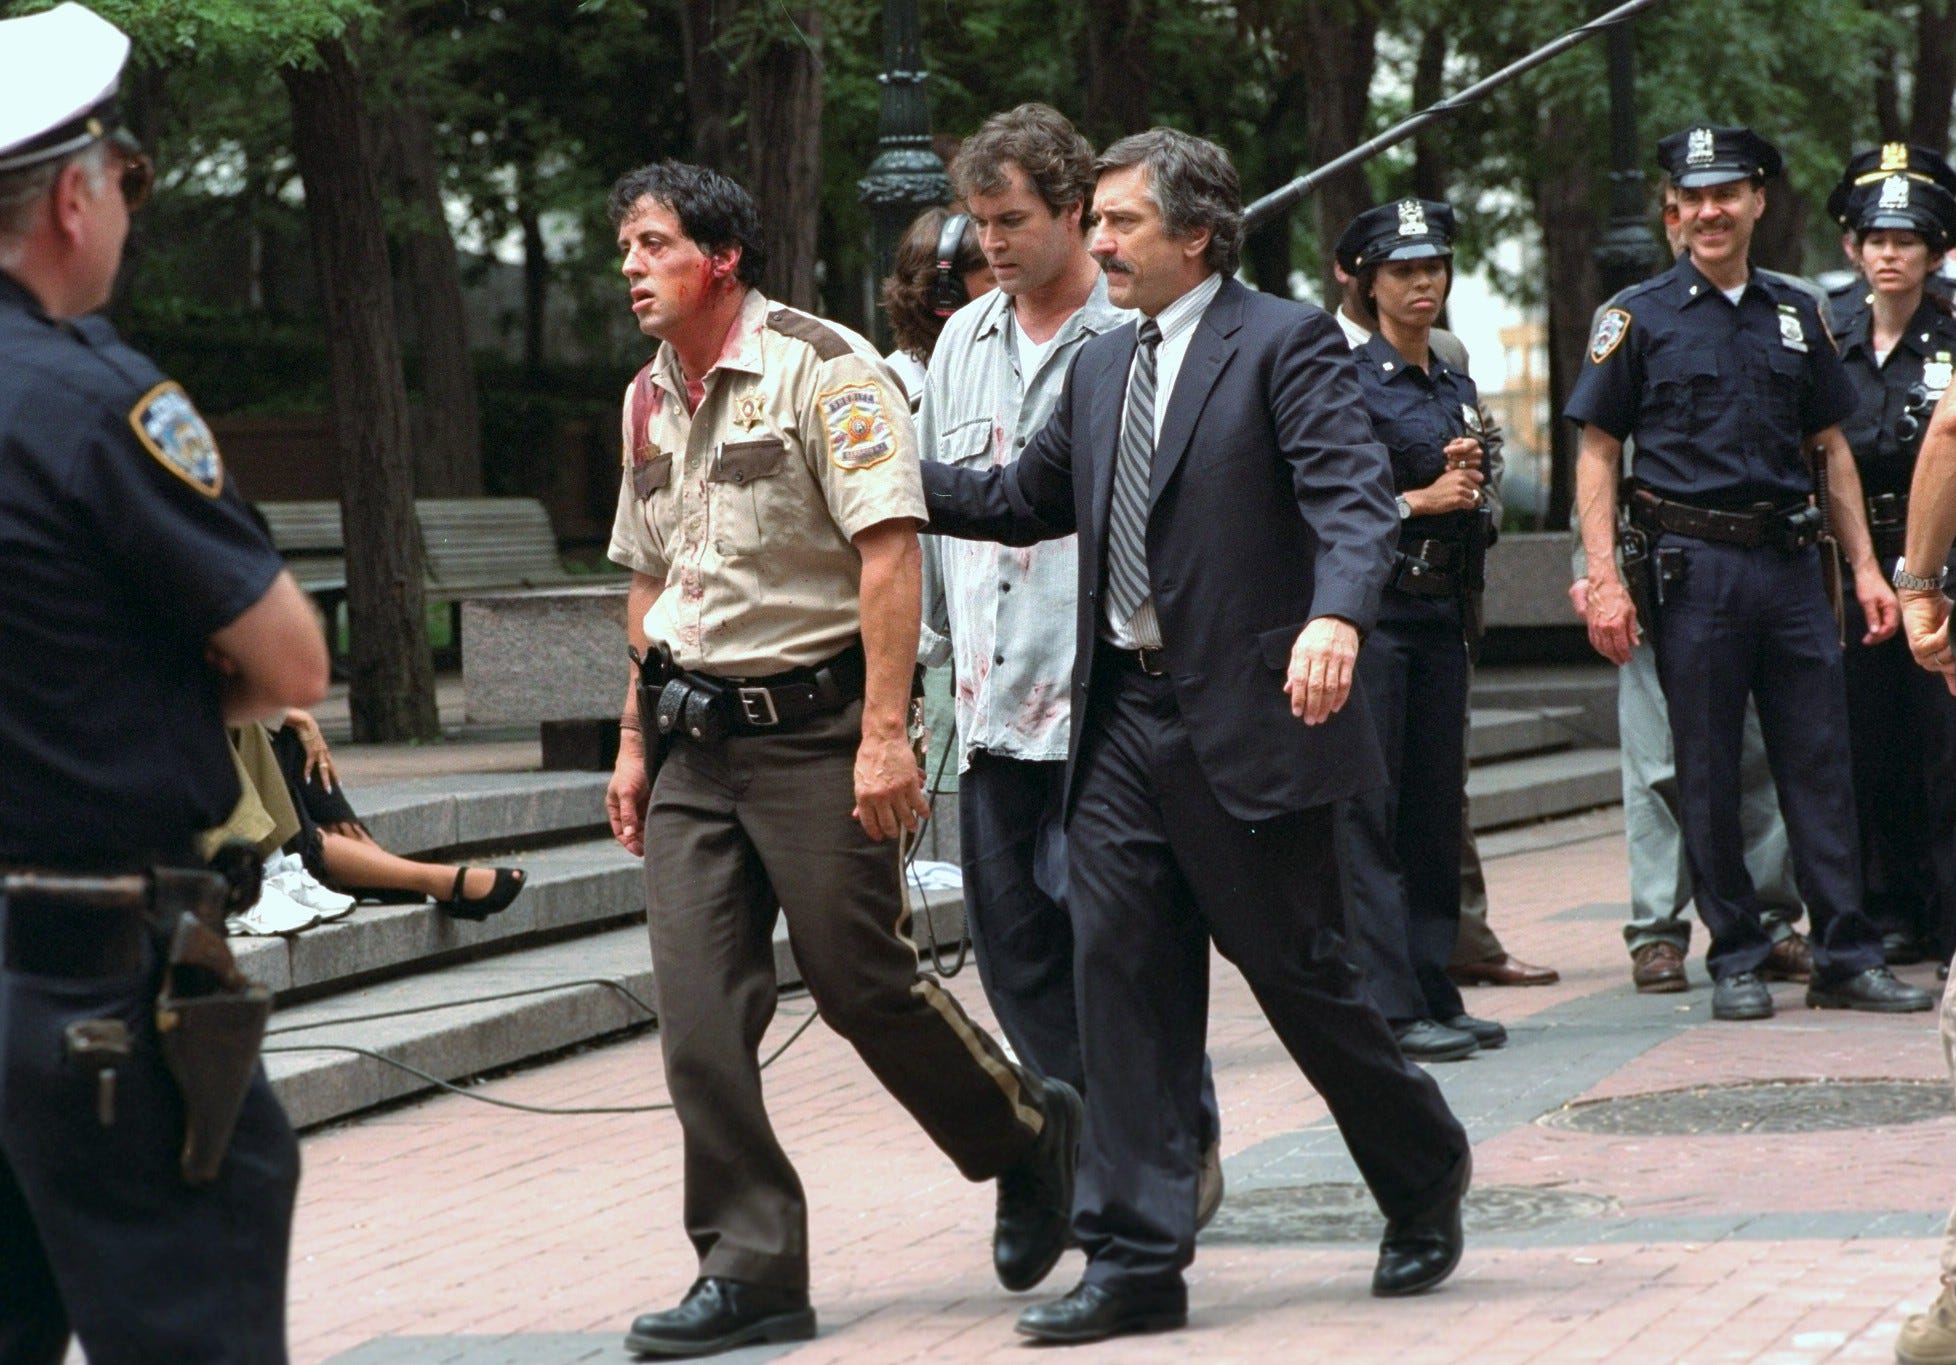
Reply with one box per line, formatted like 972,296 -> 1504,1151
959,751 -> 1220,1149
1067,656 -> 1468,1291
1337,602 -> 1469,1024
1842,594 -> 1956,958
0,911 -> 298,1365
1650,538 -> 1884,983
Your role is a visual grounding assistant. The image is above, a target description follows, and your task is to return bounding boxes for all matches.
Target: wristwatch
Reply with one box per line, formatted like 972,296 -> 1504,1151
1891,562 -> 1948,592
1395,495 -> 1413,520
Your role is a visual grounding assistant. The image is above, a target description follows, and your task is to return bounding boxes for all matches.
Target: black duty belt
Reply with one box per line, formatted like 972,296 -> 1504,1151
1390,537 -> 1463,598
1867,491 -> 1908,562
2,870 -> 156,977
1628,489 -> 1822,552
660,642 -> 871,741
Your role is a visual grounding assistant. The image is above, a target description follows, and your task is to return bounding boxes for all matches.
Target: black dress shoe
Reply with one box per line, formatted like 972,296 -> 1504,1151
1015,1280 -> 1188,1344
1442,1014 -> 1507,1049
995,1078 -> 1082,1292
1806,965 -> 1934,1012
624,1277 -> 815,1358
1393,1018 -> 1479,1062
1195,1139 -> 1225,1232
1373,1150 -> 1470,1297
1711,971 -> 1773,1021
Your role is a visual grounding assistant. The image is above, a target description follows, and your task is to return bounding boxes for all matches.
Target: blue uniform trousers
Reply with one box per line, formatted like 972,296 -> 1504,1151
0,908 -> 298,1365
958,751 -> 1221,1150
1649,538 -> 1884,983
1337,605 -> 1469,1024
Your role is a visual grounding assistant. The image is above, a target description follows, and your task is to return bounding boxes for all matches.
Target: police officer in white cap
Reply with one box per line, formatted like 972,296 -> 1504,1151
0,7 -> 328,1362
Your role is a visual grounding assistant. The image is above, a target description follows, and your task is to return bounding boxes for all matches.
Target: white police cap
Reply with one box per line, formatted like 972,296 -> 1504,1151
0,4 -> 130,175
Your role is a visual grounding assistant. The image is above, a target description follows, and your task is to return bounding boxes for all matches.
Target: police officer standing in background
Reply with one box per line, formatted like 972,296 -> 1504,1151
1824,146 -> 1956,970
1331,198 -> 1508,1061
601,159 -> 1079,1358
1568,124 -> 1931,1022
0,6 -> 330,1361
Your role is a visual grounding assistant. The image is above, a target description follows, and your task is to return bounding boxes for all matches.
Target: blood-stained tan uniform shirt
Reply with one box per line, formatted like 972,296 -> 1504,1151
607,289 -> 927,678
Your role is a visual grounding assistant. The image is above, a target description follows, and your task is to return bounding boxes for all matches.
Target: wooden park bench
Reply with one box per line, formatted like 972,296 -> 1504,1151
259,497 -> 584,660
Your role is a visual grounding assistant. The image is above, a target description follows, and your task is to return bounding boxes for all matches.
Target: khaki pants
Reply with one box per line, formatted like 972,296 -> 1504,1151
643,701 -> 1046,1292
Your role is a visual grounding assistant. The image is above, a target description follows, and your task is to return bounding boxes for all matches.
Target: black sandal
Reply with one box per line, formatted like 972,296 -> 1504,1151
437,867 -> 526,922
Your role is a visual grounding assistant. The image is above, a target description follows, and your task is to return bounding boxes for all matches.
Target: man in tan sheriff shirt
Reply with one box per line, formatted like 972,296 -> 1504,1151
601,160 -> 1081,1360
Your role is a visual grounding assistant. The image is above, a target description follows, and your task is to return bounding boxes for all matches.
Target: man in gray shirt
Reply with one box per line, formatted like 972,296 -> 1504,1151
919,104 -> 1222,1223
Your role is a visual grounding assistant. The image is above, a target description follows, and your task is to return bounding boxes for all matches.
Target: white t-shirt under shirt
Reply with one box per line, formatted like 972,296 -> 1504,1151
1013,318 -> 1058,385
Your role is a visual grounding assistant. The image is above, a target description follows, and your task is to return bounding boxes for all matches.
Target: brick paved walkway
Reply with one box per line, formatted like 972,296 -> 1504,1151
293,821 -> 1954,1365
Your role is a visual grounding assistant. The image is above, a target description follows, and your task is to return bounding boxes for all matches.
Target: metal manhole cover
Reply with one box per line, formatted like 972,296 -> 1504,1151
1538,1079 -> 1951,1136
1201,1183 -> 1614,1245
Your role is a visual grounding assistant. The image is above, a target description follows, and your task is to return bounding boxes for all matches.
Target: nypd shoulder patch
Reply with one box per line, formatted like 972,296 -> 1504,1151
129,381 -> 223,496
818,380 -> 899,471
1589,308 -> 1632,364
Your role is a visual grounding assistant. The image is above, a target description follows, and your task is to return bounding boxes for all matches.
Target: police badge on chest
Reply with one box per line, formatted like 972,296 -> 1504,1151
1776,305 -> 1807,354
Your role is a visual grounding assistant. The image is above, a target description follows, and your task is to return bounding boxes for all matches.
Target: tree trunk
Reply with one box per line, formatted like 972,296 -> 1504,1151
680,0 -> 741,172
520,187 -> 547,376
1294,5 -> 1379,306
282,39 -> 439,743
377,90 -> 482,497
1912,0 -> 1956,150
1752,186 -> 1808,276
1411,24 -> 1449,202
1538,146 -> 1600,531
1082,0 -> 1155,141
747,9 -> 823,310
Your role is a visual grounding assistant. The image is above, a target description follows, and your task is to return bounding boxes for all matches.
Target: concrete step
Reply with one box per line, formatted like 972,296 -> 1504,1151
263,893 -> 970,1131
1472,663 -> 1619,749
1466,706 -> 1581,764
1466,747 -> 1622,831
350,770 -> 609,860
233,838 -> 644,998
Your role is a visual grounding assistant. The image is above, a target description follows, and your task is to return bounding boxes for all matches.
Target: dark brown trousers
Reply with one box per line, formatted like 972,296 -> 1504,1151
643,702 -> 1046,1291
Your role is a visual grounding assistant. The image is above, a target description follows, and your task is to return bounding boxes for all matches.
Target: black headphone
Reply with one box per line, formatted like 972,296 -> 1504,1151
929,213 -> 974,319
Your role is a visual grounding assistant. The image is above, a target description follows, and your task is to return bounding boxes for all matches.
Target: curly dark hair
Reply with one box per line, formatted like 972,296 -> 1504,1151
950,103 -> 1095,217
607,159 -> 767,288
880,206 -> 986,363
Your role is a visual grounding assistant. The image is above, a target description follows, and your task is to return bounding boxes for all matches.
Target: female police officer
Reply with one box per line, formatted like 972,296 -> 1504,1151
1332,199 -> 1505,1061
1826,152 -> 1956,969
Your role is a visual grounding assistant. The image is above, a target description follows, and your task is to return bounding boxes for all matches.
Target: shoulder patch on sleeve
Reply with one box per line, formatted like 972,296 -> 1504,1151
767,307 -> 853,362
1588,308 -> 1632,365
818,380 -> 899,471
128,381 -> 223,496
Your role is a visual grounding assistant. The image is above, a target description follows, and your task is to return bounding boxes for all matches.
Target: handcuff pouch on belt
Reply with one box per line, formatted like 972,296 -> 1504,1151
656,671 -> 730,746
1866,492 -> 1908,564
1389,537 -> 1463,598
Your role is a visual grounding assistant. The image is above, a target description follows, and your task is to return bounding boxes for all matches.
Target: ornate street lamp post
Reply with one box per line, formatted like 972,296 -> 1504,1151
857,0 -> 949,349
1593,21 -> 1659,297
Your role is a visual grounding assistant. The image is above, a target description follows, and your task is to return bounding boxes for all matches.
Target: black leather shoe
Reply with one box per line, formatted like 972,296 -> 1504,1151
1442,1014 -> 1507,1049
1805,965 -> 1934,1012
995,1078 -> 1083,1292
1373,1150 -> 1470,1297
1015,1280 -> 1188,1344
1711,971 -> 1773,1021
624,1278 -> 815,1358
1393,1018 -> 1479,1061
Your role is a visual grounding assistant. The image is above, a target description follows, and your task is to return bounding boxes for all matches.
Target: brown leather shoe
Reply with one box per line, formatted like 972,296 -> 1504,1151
1761,932 -> 1813,983
1448,953 -> 1559,987
1630,942 -> 1687,993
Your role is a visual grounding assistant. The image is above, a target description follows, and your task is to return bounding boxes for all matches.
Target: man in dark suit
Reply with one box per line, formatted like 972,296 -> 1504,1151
922,127 -> 1471,1345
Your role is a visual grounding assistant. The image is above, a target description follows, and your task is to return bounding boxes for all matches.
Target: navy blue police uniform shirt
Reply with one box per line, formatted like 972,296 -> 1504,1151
1825,289 -> 1956,499
1565,256 -> 1858,507
0,272 -> 283,868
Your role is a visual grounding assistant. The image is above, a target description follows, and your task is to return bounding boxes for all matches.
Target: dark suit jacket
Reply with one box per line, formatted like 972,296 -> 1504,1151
922,275 -> 1398,823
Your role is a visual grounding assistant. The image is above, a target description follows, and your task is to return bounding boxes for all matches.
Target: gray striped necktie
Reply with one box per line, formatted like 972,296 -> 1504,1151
1105,318 -> 1162,632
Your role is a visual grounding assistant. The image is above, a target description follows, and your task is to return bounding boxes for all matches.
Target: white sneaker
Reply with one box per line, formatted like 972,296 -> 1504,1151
263,851 -> 356,921
225,882 -> 320,936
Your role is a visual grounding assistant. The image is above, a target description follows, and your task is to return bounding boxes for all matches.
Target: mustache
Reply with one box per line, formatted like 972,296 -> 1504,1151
1097,256 -> 1135,275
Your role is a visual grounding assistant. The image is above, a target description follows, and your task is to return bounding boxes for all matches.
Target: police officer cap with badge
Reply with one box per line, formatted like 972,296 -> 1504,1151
1827,143 -> 1956,233
0,6 -> 326,1361
1334,197 -> 1457,275
1564,121 -> 1933,1025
